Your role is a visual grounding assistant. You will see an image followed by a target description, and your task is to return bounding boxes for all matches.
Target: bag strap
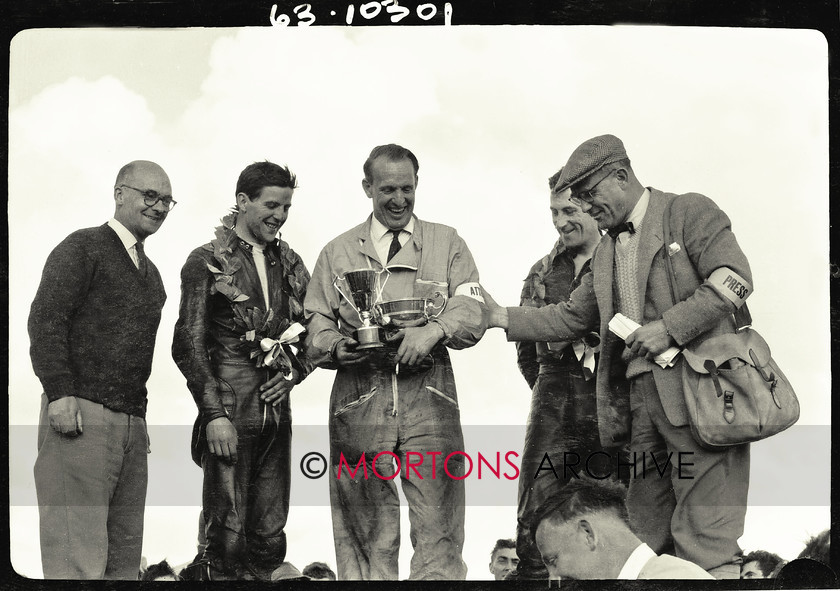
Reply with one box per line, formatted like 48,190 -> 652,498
661,196 -> 752,330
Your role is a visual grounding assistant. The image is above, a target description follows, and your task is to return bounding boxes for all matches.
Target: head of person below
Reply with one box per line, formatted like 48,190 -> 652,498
532,478 -> 713,580
488,539 -> 519,581
740,549 -> 784,579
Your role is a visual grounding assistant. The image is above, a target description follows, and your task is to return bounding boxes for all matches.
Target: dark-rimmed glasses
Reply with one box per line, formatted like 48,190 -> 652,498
119,185 -> 177,211
569,169 -> 615,207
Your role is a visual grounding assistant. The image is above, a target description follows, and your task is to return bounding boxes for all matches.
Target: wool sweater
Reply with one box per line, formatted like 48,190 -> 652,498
28,224 -> 166,417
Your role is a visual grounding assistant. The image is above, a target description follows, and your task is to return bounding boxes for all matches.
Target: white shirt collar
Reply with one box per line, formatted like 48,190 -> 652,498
370,215 -> 415,241
107,218 -> 138,250
616,188 -> 650,244
617,542 -> 656,580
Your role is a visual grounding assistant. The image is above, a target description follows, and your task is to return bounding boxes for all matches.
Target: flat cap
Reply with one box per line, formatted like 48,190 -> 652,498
556,134 -> 628,192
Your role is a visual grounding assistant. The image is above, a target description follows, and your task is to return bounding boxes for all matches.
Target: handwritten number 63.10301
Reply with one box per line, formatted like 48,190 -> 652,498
270,2 -> 454,26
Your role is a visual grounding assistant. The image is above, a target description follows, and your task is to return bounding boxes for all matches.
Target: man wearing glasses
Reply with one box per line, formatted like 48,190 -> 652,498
29,160 -> 174,579
485,135 -> 752,579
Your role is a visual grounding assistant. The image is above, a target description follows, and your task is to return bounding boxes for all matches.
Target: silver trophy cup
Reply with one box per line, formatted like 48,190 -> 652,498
335,269 -> 385,349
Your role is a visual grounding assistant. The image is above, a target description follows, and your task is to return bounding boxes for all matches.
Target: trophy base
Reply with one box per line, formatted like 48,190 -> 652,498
354,325 -> 385,350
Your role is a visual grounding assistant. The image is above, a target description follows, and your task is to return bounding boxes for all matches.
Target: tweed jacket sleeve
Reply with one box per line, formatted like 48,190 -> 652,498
659,192 -> 753,346
506,266 -> 600,343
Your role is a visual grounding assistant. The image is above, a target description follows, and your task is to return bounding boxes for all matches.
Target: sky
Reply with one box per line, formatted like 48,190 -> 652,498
7,25 -> 831,580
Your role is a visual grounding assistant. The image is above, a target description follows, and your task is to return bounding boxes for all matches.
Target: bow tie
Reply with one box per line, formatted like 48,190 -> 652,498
607,221 -> 635,239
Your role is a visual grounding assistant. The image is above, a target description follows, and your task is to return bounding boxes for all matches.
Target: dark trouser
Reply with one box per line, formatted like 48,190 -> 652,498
201,361 -> 291,580
516,363 -> 628,580
626,372 -> 748,579
34,395 -> 149,579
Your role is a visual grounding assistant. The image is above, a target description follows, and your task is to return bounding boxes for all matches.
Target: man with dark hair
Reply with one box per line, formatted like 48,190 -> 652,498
304,143 -> 486,580
514,168 -> 629,579
173,160 -> 311,580
487,134 -> 753,578
141,559 -> 180,581
302,561 -> 337,581
799,529 -> 830,565
488,539 -> 518,580
30,160 -> 173,579
533,478 -> 712,580
741,549 -> 785,578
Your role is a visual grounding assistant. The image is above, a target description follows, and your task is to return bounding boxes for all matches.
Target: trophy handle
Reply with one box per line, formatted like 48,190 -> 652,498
333,275 -> 365,324
425,291 -> 447,318
371,302 -> 385,326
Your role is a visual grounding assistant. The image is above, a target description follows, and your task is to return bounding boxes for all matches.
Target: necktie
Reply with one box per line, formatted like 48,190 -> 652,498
135,242 -> 148,276
607,221 -> 635,240
387,229 -> 402,262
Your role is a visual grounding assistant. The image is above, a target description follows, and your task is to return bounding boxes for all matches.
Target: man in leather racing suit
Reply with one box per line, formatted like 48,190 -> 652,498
172,161 -> 311,580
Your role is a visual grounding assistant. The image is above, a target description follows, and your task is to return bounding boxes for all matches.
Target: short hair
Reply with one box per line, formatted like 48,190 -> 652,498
141,558 -> 179,581
363,144 -> 419,181
530,478 -> 629,545
548,168 -> 563,190
743,550 -> 785,577
798,529 -> 830,565
301,561 -> 337,580
490,538 -> 517,561
235,160 -> 297,202
115,162 -> 136,187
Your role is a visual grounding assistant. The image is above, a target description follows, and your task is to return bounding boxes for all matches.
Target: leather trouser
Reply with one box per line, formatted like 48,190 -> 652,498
516,358 -> 629,580
200,360 -> 291,580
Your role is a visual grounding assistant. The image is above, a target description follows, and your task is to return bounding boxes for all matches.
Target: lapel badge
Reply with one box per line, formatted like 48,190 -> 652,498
667,242 -> 681,257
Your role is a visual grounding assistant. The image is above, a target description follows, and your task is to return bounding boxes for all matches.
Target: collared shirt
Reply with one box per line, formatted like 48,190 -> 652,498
616,188 -> 650,245
370,215 -> 415,265
235,232 -> 271,308
107,218 -> 141,268
617,542 -> 657,579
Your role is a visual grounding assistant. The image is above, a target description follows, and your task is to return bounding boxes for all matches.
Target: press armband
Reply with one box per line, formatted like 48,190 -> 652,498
708,267 -> 752,308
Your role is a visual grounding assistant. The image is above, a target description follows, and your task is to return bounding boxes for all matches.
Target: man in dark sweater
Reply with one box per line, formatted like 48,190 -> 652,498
28,160 -> 173,579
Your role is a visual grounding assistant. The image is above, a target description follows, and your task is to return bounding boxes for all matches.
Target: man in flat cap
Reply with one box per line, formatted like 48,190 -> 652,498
485,134 -> 752,578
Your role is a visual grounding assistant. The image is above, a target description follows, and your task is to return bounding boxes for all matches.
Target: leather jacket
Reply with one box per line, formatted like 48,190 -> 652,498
173,220 -> 311,427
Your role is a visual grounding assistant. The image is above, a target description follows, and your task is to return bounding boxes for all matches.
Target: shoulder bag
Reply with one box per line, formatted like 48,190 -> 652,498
662,197 -> 800,450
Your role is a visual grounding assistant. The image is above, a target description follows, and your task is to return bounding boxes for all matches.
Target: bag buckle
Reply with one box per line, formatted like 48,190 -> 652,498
723,391 -> 735,424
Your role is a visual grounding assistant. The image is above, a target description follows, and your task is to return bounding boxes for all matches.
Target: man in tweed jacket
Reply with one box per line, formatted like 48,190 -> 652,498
486,135 -> 752,578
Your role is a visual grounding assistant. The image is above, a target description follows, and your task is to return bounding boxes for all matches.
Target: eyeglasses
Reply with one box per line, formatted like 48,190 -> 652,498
119,185 -> 177,211
569,169 -> 615,207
